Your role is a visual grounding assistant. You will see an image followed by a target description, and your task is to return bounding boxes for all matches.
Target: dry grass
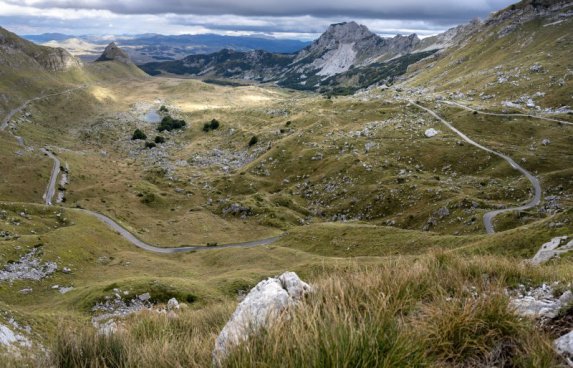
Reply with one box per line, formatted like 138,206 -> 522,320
49,252 -> 565,367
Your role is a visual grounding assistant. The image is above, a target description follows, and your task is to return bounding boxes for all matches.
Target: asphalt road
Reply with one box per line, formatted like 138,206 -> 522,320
3,88 -> 283,253
411,101 -> 542,234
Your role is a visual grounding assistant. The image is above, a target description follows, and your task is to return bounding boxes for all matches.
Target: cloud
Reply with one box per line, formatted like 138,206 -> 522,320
6,0 -> 514,20
0,0 -> 516,38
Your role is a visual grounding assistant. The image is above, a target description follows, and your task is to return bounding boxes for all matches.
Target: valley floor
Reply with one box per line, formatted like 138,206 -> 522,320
0,72 -> 572,366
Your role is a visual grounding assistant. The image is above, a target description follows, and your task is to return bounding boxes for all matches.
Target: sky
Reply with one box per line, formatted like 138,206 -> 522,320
0,0 -> 517,40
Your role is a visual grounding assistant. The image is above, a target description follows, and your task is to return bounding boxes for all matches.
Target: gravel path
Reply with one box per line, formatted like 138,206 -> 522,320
411,101 -> 542,234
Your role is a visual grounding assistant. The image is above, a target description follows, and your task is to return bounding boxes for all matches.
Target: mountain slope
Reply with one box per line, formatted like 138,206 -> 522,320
0,26 -> 81,72
404,0 -> 573,109
0,28 -> 146,118
140,22 -> 433,93
140,49 -> 294,81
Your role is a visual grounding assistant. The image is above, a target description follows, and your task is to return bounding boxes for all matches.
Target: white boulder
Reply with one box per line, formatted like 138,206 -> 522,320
554,330 -> 573,364
531,236 -> 573,265
167,298 -> 180,311
212,272 -> 310,366
424,128 -> 439,138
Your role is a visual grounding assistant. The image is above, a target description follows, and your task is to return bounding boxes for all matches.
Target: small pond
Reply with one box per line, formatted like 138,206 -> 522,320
143,109 -> 161,123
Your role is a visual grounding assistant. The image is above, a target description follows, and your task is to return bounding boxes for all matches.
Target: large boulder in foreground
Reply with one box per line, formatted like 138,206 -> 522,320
212,272 -> 311,366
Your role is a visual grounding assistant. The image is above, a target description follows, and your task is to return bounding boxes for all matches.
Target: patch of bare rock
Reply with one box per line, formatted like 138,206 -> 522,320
212,271 -> 311,366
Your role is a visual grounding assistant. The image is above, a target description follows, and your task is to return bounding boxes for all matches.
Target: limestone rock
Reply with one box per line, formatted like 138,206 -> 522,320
425,128 -> 439,138
212,272 -> 310,366
554,330 -> 573,363
167,298 -> 179,311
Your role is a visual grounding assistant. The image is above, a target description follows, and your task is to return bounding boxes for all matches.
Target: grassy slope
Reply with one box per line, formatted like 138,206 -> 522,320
1,20 -> 572,365
405,2 -> 573,109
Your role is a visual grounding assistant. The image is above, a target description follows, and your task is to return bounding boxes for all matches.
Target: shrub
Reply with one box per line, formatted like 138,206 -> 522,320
158,116 -> 186,132
248,135 -> 258,147
203,123 -> 211,132
210,119 -> 220,130
159,105 -> 168,112
132,129 -> 146,140
144,142 -> 156,149
154,136 -> 166,144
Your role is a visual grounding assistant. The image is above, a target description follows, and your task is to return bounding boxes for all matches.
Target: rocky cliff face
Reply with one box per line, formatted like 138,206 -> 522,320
0,26 -> 81,71
292,22 -> 421,77
96,42 -> 132,64
139,21 -> 433,93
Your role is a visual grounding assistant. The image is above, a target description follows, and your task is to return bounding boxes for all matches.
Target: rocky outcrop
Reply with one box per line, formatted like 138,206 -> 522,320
293,22 -> 421,77
509,283 -> 573,363
37,47 -> 82,71
141,21 -> 428,91
0,26 -> 81,71
531,236 -> 573,265
554,331 -> 573,364
212,272 -> 311,366
96,42 -> 132,64
0,248 -> 58,282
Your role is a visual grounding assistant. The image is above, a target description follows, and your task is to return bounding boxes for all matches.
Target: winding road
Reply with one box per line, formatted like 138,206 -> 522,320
443,100 -> 573,126
411,101 -> 542,234
1,86 -> 88,132
3,89 -> 283,253
41,148 -> 60,206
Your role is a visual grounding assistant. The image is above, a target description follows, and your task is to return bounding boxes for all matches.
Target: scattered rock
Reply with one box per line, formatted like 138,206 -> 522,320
212,272 -> 311,366
530,63 -> 543,73
167,298 -> 180,311
531,236 -> 573,265
554,330 -> 573,364
0,323 -> 31,349
424,128 -> 439,138
0,248 -> 57,283
436,207 -> 450,219
509,283 -> 572,319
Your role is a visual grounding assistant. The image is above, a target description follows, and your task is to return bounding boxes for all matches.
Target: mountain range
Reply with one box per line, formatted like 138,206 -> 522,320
23,33 -> 311,63
139,21 -> 472,94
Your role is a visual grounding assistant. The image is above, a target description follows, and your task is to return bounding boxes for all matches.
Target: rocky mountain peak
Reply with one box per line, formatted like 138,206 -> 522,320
294,22 -> 383,68
321,21 -> 378,44
96,42 -> 132,64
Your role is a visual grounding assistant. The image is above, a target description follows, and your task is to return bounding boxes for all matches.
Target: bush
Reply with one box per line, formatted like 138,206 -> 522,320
210,119 -> 220,130
144,142 -> 156,149
248,135 -> 258,147
159,105 -> 168,112
154,136 -> 165,144
132,129 -> 147,140
203,119 -> 221,132
158,116 -> 186,132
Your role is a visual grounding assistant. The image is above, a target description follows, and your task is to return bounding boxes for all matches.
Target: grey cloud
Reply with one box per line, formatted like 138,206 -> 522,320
9,0 -> 516,21
167,14 -> 448,36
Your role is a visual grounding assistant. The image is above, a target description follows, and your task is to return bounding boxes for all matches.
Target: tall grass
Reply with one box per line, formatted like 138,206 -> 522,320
50,253 -> 562,367
51,303 -> 234,368
225,253 -> 558,367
